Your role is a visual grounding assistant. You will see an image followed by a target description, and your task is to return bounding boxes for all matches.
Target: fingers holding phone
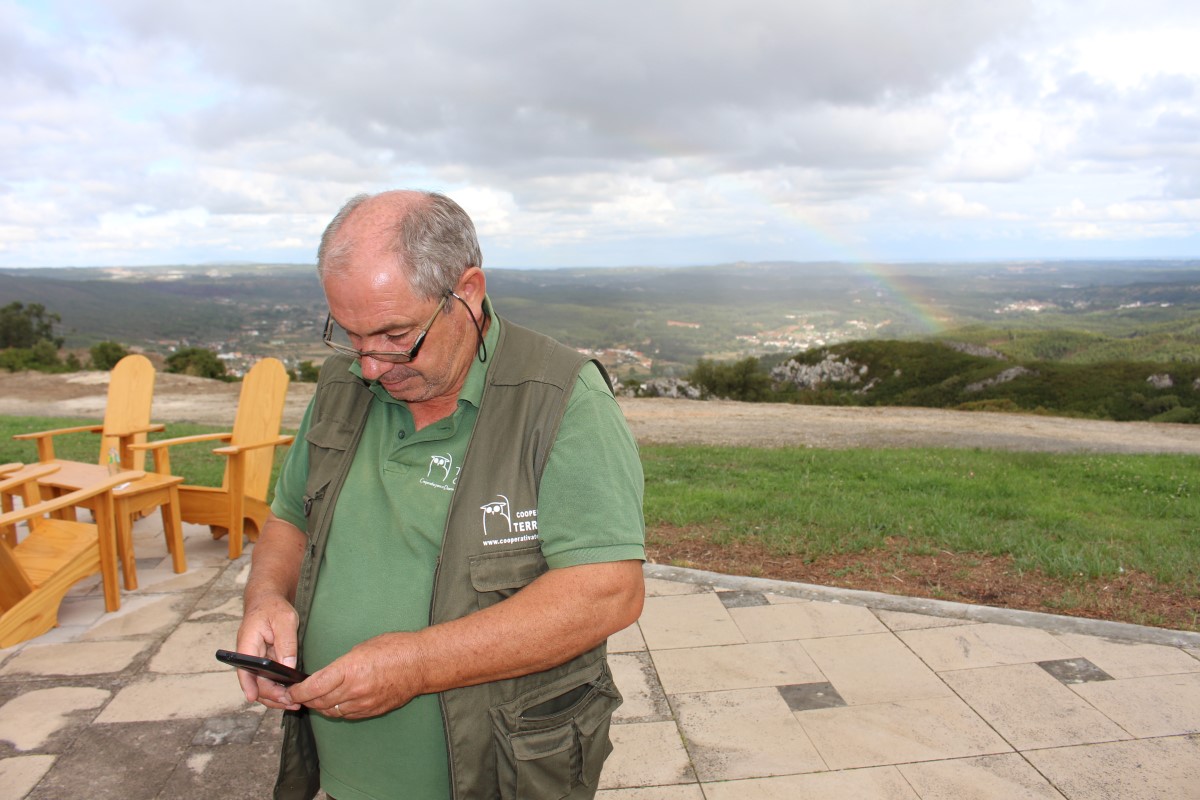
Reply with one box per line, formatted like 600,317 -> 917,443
217,649 -> 308,710
216,650 -> 308,683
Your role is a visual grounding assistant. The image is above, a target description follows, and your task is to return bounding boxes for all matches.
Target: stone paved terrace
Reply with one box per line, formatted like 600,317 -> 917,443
2,516 -> 1200,799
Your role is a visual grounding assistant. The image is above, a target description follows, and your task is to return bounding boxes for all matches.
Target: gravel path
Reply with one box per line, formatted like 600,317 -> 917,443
618,397 -> 1200,454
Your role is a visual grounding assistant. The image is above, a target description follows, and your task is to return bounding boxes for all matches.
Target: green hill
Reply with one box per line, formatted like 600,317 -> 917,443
766,340 -> 1200,423
932,317 -> 1200,364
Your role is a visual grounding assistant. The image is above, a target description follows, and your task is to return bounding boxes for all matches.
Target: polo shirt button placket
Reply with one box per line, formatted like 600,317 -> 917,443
397,430 -> 406,440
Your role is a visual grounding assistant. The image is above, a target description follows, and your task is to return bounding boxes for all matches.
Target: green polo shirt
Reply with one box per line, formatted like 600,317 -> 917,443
270,302 -> 645,800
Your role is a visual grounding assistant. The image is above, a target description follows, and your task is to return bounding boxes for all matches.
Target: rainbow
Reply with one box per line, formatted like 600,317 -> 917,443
857,261 -> 951,335
766,202 -> 950,334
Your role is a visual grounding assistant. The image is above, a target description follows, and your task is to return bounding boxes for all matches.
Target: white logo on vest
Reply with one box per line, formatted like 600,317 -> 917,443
480,494 -> 539,546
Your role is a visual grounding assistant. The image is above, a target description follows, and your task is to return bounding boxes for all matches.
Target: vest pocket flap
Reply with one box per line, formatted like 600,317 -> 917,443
468,545 -> 546,592
305,419 -> 357,450
511,725 -> 574,761
574,681 -> 620,737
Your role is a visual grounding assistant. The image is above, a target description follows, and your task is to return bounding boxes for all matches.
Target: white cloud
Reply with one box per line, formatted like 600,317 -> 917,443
1073,28 -> 1200,90
2,0 -> 1200,267
908,190 -> 991,219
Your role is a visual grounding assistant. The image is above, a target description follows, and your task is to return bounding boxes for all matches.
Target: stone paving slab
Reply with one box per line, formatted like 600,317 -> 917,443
2,520 -> 1200,799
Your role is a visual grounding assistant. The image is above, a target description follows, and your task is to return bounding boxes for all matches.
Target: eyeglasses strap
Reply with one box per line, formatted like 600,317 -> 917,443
449,291 -> 488,363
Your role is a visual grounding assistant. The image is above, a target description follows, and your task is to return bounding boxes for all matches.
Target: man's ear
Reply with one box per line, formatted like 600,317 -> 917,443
456,267 -> 486,306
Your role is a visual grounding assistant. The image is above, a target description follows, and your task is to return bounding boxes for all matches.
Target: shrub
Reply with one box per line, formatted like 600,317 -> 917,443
90,341 -> 130,371
689,357 -> 773,402
1150,406 -> 1198,424
1143,395 -> 1180,415
0,340 -> 68,373
165,347 -> 226,379
297,360 -> 320,383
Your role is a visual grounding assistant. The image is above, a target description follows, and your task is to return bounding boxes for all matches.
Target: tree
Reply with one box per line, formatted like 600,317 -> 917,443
0,302 -> 63,349
165,347 -> 226,379
90,341 -> 129,371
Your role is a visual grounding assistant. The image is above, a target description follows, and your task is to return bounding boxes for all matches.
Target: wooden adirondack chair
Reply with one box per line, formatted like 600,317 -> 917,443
12,353 -> 162,471
134,358 -> 293,559
0,463 -> 143,648
5,353 -> 185,586
0,463 -> 20,546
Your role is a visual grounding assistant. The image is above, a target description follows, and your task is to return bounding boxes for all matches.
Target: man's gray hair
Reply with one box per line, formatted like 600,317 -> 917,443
316,191 -> 483,299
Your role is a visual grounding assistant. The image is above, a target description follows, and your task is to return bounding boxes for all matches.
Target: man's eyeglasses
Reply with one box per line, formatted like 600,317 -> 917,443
322,294 -> 449,364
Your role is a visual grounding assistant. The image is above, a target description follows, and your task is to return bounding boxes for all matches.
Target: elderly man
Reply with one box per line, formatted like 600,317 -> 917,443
237,190 -> 646,800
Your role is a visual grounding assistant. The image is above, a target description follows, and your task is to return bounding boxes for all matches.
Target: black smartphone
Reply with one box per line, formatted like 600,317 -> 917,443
215,649 -> 309,685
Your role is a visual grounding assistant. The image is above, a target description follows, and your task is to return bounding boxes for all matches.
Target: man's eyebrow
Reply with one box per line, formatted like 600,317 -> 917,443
333,317 -> 417,337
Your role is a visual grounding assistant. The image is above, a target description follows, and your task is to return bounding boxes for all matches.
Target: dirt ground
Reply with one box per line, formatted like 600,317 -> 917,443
5,369 -> 1200,455
4,369 -> 1199,629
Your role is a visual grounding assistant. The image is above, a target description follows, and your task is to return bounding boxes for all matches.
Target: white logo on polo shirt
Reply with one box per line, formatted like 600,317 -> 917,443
420,453 -> 460,492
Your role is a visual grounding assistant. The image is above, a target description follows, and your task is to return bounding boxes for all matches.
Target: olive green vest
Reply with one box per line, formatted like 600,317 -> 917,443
274,320 -> 622,800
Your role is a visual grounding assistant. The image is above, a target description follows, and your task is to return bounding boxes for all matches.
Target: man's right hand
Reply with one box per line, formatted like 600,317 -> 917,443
235,513 -> 309,711
236,594 -> 302,710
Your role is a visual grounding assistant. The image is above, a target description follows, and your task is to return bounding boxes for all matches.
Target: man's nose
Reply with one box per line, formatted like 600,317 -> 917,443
359,355 -> 392,381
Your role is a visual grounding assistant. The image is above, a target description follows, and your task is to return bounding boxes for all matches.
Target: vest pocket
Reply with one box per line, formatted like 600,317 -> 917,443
492,661 -> 622,800
511,725 -> 575,799
468,544 -> 548,610
303,418 -> 357,533
305,418 -> 359,450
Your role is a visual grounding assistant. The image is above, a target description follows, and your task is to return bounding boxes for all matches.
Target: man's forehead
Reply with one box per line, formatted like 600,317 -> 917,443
325,292 -> 427,335
325,260 -> 415,299
322,220 -> 410,285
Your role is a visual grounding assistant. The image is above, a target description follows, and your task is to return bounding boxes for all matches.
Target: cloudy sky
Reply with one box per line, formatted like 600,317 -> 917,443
4,0 -> 1200,269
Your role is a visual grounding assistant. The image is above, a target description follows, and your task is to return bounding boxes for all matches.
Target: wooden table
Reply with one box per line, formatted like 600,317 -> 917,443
37,461 -> 187,592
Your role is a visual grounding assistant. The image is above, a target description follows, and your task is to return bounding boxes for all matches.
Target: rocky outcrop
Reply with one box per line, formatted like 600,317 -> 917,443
945,342 -> 1008,360
770,355 -> 868,390
634,377 -> 701,399
964,366 -> 1035,393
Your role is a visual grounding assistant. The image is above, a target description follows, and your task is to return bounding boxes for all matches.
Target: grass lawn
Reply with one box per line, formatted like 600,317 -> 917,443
640,445 -> 1198,583
3,415 -> 1196,630
640,445 -> 1199,630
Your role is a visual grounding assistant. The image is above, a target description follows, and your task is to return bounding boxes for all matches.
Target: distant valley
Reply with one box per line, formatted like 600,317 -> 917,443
3,260 -> 1199,380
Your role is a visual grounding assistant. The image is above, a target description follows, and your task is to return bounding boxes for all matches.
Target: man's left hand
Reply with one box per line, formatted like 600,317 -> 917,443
283,631 -> 427,719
